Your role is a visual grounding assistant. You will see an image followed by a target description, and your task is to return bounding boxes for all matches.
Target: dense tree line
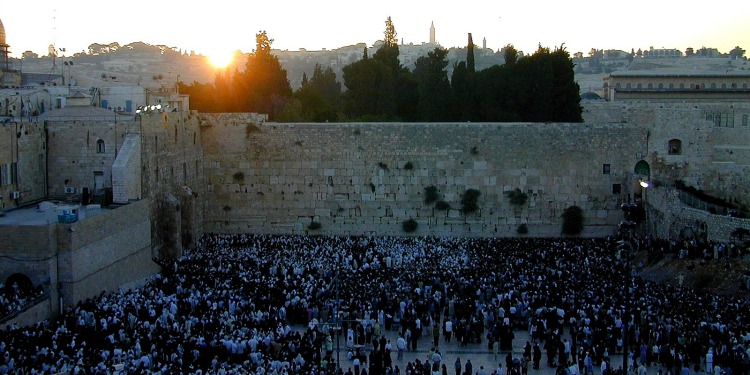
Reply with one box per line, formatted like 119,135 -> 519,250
182,20 -> 582,123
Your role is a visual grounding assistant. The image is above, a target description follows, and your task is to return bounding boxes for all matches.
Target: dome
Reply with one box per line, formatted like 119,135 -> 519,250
0,18 -> 6,46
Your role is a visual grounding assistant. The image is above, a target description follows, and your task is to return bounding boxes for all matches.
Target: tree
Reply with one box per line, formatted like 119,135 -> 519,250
729,46 -> 746,59
384,17 -> 398,47
503,44 -> 519,65
236,31 -> 293,119
413,47 -> 452,121
342,17 -> 407,121
467,33 -> 476,73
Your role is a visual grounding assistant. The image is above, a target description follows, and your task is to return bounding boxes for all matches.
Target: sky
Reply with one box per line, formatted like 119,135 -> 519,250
3,0 -> 750,62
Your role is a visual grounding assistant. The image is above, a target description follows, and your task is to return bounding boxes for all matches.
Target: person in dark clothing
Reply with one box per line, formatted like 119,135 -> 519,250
534,342 -> 543,370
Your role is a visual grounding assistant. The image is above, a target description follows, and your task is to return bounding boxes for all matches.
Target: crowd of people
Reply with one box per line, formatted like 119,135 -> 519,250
0,282 -> 45,323
0,234 -> 748,375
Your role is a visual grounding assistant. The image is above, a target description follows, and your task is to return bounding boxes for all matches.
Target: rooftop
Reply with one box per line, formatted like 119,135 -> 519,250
0,201 -> 109,226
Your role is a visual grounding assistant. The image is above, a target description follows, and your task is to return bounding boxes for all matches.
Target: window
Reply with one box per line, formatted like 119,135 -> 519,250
96,139 -> 105,154
668,139 -> 682,155
603,164 -> 611,174
0,163 -> 17,186
743,114 -> 748,126
612,184 -> 622,195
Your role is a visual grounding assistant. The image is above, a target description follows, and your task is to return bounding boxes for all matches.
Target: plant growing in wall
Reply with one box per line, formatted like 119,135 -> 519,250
561,205 -> 584,235
377,162 -> 389,170
435,200 -> 451,210
402,218 -> 418,233
508,188 -> 528,206
461,189 -> 481,214
470,146 -> 479,155
424,186 -> 440,205
308,221 -> 322,230
233,171 -> 245,182
516,223 -> 529,235
222,205 -> 232,212
403,162 -> 413,170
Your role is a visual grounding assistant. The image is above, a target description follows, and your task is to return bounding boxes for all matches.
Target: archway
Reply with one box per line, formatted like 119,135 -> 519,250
634,160 -> 650,178
5,273 -> 33,297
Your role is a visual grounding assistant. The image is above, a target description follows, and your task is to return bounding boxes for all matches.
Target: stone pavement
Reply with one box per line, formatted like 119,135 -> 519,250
327,326 -> 631,375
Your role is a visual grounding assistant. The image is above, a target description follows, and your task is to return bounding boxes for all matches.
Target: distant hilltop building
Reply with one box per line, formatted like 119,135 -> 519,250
430,22 -> 436,44
0,17 -> 21,87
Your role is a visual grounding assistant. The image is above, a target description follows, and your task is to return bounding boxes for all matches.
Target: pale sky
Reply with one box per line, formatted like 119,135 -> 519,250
3,0 -> 749,60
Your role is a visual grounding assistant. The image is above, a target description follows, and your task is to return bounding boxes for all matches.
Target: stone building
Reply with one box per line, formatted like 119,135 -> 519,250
603,71 -> 750,101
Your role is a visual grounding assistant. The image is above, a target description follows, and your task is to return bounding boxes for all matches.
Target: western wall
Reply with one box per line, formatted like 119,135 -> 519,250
198,102 -> 749,239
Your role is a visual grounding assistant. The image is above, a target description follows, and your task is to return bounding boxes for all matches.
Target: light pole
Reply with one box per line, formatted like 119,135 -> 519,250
618,202 -> 637,374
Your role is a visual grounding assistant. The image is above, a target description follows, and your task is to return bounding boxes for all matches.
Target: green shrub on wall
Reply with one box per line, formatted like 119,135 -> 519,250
402,218 -> 418,232
232,171 -> 245,182
435,201 -> 451,210
561,205 -> 584,235
508,188 -> 528,206
516,223 -> 529,234
461,189 -> 481,214
308,221 -> 321,230
424,186 -> 439,205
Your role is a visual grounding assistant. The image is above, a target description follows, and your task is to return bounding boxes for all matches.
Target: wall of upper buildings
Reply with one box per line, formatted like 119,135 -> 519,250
0,120 -> 46,210
603,73 -> 750,101
56,199 -> 158,309
584,101 -> 750,208
45,116 -> 138,199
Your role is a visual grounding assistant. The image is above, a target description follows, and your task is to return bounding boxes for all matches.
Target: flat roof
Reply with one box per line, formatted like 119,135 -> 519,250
0,201 -> 109,226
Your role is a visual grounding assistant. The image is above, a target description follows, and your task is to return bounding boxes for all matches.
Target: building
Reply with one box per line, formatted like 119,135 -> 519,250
430,22 -> 436,44
603,71 -> 750,101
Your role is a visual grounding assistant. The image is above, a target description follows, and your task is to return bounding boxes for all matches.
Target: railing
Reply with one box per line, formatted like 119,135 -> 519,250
0,293 -> 50,324
677,190 -> 746,217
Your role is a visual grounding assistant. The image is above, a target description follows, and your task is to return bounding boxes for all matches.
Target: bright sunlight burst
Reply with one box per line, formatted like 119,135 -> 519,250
208,50 -> 234,69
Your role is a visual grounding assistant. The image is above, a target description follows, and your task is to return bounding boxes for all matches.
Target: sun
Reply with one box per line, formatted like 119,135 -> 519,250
208,50 -> 234,69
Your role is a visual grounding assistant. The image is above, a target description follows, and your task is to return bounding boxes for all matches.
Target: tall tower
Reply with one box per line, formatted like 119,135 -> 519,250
0,18 -> 10,71
483,37 -> 487,50
429,21 -> 436,44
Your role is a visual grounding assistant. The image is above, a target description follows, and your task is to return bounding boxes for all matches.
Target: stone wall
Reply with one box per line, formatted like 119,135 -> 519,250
0,121 -> 46,209
584,101 -> 750,207
646,187 -> 750,242
46,118 -> 137,198
201,118 -> 648,237
139,112 -> 205,258
56,199 -> 158,309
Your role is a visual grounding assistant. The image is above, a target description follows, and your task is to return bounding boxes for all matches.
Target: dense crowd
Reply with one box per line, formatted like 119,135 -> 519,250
0,282 -> 45,322
0,234 -> 748,375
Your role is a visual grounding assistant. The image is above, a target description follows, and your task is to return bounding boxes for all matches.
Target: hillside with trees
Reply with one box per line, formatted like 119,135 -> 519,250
182,18 -> 583,123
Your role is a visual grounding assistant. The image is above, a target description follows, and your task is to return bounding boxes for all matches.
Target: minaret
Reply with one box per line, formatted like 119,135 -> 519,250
429,22 -> 436,44
483,37 -> 487,50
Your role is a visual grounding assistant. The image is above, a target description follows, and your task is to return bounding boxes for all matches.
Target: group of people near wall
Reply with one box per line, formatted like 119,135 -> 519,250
0,282 -> 45,323
0,234 -> 748,375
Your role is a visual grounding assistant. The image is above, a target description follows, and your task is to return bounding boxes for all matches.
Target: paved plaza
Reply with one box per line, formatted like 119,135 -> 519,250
328,325 -> 630,375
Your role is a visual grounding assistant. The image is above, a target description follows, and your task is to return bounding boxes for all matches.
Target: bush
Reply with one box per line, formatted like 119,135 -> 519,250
561,205 -> 584,235
308,221 -> 321,230
435,200 -> 451,210
403,162 -> 414,170
402,218 -> 418,232
461,189 -> 481,214
508,188 -> 528,206
516,223 -> 528,234
232,171 -> 245,182
377,162 -> 388,170
424,186 -> 439,205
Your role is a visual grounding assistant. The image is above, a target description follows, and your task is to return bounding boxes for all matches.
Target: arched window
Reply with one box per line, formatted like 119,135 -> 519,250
96,139 -> 105,154
711,83 -> 717,89
637,83 -> 643,89
658,83 -> 664,89
668,139 -> 682,155
626,83 -> 632,89
679,83 -> 685,89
